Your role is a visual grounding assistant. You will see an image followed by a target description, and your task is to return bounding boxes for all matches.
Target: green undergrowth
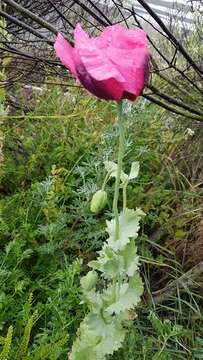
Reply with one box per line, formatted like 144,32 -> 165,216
0,84 -> 203,359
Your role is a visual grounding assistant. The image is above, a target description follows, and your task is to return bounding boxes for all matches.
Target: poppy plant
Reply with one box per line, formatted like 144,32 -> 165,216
54,24 -> 150,101
55,24 -> 150,360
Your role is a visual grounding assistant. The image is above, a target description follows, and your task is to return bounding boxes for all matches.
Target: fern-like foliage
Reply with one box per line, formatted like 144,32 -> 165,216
70,160 -> 145,359
17,311 -> 38,360
0,326 -> 13,360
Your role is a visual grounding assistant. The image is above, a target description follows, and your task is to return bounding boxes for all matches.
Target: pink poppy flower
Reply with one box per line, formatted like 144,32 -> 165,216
54,24 -> 150,101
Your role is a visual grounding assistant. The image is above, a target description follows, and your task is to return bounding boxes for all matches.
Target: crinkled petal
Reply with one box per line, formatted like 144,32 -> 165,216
54,33 -> 76,75
108,48 -> 150,98
54,24 -> 150,102
75,63 -> 124,101
96,25 -> 148,50
74,23 -> 90,46
74,24 -> 125,83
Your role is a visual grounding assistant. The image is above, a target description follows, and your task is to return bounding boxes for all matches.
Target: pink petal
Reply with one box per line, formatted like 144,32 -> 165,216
54,24 -> 149,101
75,63 -> 124,101
108,47 -> 149,97
97,25 -> 148,50
74,23 -> 90,47
74,24 -> 124,83
54,33 -> 76,75
72,24 -> 125,100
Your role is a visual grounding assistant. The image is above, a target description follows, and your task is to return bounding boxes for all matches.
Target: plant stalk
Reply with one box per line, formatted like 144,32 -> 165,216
113,100 -> 125,240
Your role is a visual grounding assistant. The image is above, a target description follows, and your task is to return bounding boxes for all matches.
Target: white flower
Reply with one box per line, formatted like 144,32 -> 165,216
186,128 -> 195,137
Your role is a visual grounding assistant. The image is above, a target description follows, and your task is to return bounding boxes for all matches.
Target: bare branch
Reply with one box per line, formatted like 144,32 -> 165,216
3,0 -> 59,35
137,0 -> 203,76
143,94 -> 203,122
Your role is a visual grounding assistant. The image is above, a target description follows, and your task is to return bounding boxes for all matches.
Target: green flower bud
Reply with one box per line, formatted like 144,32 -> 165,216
80,270 -> 98,291
90,190 -> 107,213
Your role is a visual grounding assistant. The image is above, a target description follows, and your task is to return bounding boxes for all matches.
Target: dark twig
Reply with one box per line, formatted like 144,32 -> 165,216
149,84 -> 203,117
86,0 -> 112,25
46,0 -> 74,29
143,94 -> 203,122
137,0 -> 203,76
72,0 -> 109,27
0,10 -> 54,45
111,0 -> 129,28
3,0 -> 59,35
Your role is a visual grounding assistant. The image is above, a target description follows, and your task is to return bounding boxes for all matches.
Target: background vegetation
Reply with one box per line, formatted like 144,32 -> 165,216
0,78 -> 202,359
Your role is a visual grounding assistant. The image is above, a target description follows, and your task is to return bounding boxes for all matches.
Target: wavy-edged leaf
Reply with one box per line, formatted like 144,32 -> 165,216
69,322 -> 101,360
120,239 -> 140,276
104,273 -> 143,315
104,161 -> 128,183
70,316 -> 125,360
89,240 -> 139,278
89,245 -> 123,278
94,318 -> 125,356
86,313 -> 125,355
106,208 -> 145,251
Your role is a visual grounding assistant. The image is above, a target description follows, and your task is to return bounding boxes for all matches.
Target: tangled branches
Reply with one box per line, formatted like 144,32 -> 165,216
0,0 -> 202,121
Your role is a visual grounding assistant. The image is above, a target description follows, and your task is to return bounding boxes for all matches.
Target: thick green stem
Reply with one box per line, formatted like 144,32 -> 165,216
113,101 -> 125,240
123,183 -> 127,210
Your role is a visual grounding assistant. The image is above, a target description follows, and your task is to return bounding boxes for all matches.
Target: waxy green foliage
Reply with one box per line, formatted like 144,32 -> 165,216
70,161 -> 145,360
106,208 -> 145,251
104,161 -> 140,185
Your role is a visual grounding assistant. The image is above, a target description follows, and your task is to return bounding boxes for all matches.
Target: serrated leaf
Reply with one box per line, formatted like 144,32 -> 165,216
69,322 -> 101,360
86,314 -> 125,356
70,317 -> 125,360
129,162 -> 140,180
86,313 -> 117,338
81,271 -> 98,291
84,290 -> 103,313
148,312 -> 183,338
95,319 -> 125,356
89,240 -> 139,278
104,161 -> 128,183
89,245 -> 123,279
120,240 -> 140,277
104,273 -> 144,315
106,208 -> 145,251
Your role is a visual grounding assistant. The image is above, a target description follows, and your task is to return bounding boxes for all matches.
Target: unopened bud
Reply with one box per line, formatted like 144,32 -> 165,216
90,190 -> 107,213
80,270 -> 98,291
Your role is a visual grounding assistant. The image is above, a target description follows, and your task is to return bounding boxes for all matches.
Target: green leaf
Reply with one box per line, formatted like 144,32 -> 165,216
89,245 -> 123,279
70,317 -> 125,360
104,161 -> 139,184
104,273 -> 144,315
86,314 -> 125,356
149,312 -> 183,338
129,162 -> 140,180
94,320 -> 125,357
120,240 -> 140,277
83,290 -> 103,313
89,240 -> 139,278
69,322 -> 101,360
104,161 -> 128,183
106,208 -> 145,251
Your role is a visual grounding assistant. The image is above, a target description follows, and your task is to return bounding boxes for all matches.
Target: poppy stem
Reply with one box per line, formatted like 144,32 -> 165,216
113,100 -> 125,240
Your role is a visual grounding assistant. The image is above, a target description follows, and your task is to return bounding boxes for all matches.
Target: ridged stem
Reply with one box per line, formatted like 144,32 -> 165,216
113,100 -> 125,240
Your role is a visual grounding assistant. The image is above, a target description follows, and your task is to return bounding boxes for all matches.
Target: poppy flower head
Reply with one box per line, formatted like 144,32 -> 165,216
54,24 -> 150,101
